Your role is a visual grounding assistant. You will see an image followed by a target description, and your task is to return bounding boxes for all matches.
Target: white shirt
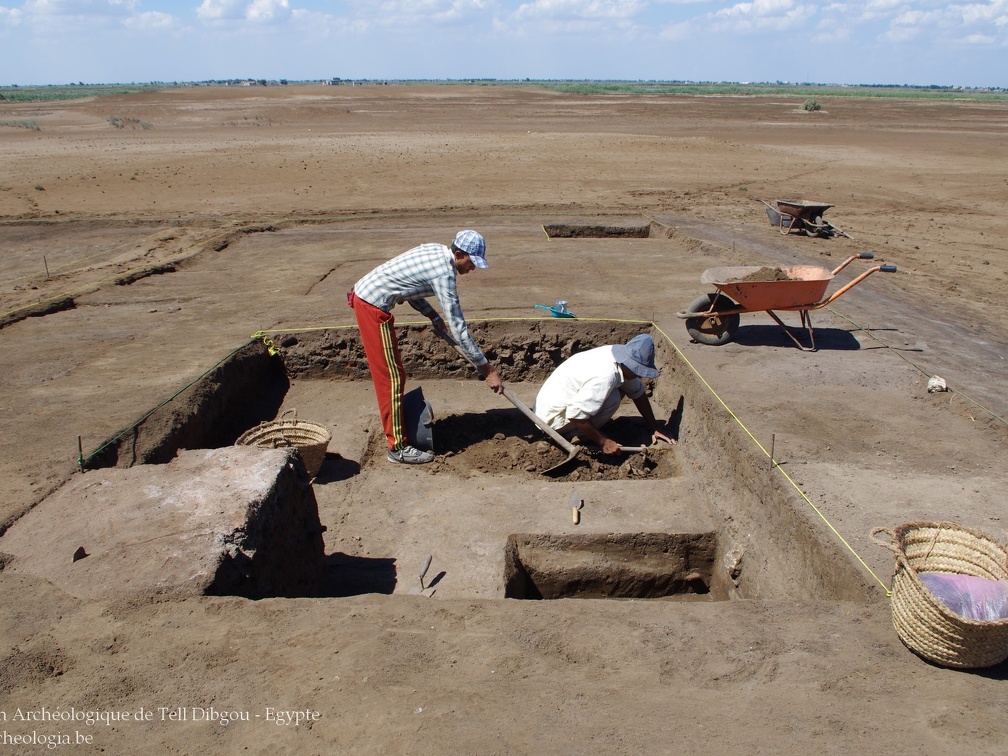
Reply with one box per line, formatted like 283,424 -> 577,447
533,346 -> 645,430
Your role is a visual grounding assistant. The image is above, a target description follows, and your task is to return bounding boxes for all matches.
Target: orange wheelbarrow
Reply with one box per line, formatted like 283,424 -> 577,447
677,252 -> 896,351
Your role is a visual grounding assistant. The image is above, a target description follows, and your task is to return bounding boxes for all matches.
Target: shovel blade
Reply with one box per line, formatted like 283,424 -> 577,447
543,446 -> 583,475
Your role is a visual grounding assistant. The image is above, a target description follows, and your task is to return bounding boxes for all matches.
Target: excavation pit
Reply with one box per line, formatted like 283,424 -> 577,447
543,221 -> 672,239
367,410 -> 681,481
71,319 -> 876,603
504,533 -> 724,601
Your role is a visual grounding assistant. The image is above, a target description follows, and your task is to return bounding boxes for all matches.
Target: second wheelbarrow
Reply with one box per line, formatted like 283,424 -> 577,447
757,198 -> 851,238
677,252 -> 896,351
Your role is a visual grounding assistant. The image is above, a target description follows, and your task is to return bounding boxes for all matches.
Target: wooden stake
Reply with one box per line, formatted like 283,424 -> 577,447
77,435 -> 84,472
44,255 -> 50,279
769,433 -> 775,472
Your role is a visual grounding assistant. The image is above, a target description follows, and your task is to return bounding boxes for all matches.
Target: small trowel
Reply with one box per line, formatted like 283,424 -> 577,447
570,490 -> 585,525
409,553 -> 437,597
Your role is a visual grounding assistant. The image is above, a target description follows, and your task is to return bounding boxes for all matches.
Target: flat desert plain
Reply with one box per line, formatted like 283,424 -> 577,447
1,84 -> 1007,754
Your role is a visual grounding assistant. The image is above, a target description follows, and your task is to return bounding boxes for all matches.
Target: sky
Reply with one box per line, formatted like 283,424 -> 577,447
1,1 -> 1006,88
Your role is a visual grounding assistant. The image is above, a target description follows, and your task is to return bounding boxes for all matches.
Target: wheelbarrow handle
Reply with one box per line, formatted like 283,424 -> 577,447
880,264 -> 897,273
858,252 -> 874,260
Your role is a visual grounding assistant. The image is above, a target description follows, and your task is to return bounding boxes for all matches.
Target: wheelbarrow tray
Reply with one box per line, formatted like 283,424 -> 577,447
774,199 -> 833,220
763,205 -> 794,227
757,198 -> 845,238
700,265 -> 833,311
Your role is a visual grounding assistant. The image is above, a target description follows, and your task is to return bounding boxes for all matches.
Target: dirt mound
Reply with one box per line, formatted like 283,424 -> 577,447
365,409 -> 679,481
731,266 -> 792,283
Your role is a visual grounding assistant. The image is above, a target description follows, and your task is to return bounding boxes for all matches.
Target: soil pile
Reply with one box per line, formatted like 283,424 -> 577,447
732,266 -> 793,283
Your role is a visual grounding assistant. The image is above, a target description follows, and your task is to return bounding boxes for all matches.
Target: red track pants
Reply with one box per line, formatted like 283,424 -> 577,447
348,290 -> 407,451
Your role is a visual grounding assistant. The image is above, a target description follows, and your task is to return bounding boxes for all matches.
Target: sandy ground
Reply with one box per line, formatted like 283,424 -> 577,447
1,84 -> 1007,753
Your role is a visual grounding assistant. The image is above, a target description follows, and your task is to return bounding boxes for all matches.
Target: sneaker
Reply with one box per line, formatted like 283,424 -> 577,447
387,445 -> 435,464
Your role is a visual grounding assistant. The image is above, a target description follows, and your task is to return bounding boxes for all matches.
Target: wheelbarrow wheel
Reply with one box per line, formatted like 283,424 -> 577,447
685,293 -> 740,346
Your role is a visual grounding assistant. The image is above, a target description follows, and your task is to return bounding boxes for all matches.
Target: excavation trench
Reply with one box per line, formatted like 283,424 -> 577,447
67,319 -> 875,603
542,221 -> 674,239
505,533 -> 725,601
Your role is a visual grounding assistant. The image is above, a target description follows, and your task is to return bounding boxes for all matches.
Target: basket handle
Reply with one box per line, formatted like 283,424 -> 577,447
280,408 -> 298,421
870,527 -> 898,554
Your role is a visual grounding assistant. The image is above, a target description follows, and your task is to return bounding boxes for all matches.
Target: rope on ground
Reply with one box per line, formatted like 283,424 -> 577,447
1,222 -> 263,323
254,314 -> 889,594
83,339 -> 256,467
651,322 -> 892,595
252,315 -> 655,339
825,305 -> 1007,428
0,229 -> 166,290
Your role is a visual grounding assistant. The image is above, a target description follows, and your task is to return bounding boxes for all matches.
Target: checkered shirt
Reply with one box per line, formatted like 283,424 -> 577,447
353,242 -> 487,366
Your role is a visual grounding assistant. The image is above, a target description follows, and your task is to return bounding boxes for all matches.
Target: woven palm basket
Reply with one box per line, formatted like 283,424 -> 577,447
236,411 -> 331,478
872,521 -> 1008,669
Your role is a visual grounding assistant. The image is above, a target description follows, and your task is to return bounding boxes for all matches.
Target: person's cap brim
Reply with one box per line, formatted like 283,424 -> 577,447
626,361 -> 659,379
470,254 -> 489,269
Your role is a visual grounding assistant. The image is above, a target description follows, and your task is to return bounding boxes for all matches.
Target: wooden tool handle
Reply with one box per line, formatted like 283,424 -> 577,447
502,387 -> 578,454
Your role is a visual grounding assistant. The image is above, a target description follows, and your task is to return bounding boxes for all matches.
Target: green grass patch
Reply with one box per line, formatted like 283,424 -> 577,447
529,81 -> 1008,103
0,84 -> 164,102
222,115 -> 272,127
0,119 -> 40,130
108,116 -> 153,130
1,80 -> 1005,105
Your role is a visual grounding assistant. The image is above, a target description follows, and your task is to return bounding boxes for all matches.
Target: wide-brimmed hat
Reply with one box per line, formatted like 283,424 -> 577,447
613,334 -> 659,379
453,229 -> 488,269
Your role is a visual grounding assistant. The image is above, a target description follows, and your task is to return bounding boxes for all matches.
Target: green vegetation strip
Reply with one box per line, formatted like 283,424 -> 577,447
0,84 -> 164,102
2,81 -> 1004,104
534,81 -> 1007,102
0,119 -> 40,129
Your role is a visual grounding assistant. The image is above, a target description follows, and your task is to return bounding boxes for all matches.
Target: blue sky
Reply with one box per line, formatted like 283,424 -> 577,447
1,1 -> 1005,87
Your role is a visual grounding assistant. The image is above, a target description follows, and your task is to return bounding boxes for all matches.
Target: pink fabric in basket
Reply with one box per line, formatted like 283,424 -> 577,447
918,572 -> 1008,622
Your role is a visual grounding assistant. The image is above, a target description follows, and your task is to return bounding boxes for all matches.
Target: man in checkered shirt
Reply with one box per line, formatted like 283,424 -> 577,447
348,230 -> 503,464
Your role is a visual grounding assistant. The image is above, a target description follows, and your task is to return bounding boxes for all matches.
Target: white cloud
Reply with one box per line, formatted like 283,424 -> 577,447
22,0 -> 129,16
958,0 -> 1008,25
196,0 -> 245,21
880,24 -> 918,42
513,0 -> 642,20
194,0 -> 289,23
865,0 -> 902,10
506,0 -> 643,35
961,31 -> 995,43
713,0 -> 809,31
2,1 -> 1006,87
123,9 -> 176,30
0,6 -> 25,24
657,19 -> 690,39
714,0 -> 797,17
247,0 -> 290,23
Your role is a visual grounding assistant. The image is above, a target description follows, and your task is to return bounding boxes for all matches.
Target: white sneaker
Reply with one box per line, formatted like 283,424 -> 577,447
387,445 -> 435,464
